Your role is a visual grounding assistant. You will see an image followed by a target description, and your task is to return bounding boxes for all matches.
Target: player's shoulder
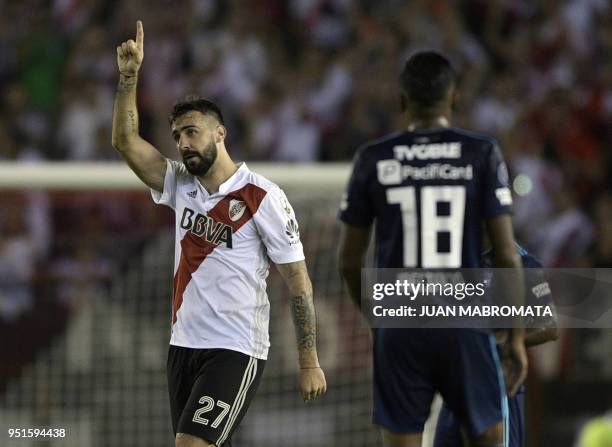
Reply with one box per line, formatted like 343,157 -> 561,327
167,158 -> 188,174
167,159 -> 195,185
356,128 -> 498,158
241,166 -> 284,199
448,127 -> 500,149
354,131 -> 405,160
241,167 -> 298,218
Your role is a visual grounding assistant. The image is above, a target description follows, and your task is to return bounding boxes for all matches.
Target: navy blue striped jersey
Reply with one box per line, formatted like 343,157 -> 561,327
339,128 -> 512,268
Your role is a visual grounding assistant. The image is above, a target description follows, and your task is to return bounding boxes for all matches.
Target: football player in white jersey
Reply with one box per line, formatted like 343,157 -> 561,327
112,21 -> 326,447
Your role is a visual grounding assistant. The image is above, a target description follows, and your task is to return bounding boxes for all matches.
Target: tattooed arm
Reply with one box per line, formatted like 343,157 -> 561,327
111,20 -> 166,192
276,260 -> 327,401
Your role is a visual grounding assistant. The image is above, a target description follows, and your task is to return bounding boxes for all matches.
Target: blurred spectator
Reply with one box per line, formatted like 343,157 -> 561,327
274,99 -> 321,162
588,192 -> 612,267
58,79 -> 113,160
471,71 -> 520,134
19,3 -> 67,113
0,205 -> 39,320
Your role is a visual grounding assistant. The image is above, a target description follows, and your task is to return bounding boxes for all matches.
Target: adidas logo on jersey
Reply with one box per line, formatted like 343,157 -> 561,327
229,199 -> 247,222
180,207 -> 233,248
393,142 -> 461,161
187,190 -> 197,198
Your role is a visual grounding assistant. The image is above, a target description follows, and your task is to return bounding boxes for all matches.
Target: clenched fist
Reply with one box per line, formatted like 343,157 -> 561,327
116,20 -> 144,76
300,367 -> 327,402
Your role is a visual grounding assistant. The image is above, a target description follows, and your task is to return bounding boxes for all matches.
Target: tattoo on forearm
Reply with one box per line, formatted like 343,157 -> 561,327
290,294 -> 316,352
127,110 -> 136,132
113,75 -> 139,141
117,75 -> 138,92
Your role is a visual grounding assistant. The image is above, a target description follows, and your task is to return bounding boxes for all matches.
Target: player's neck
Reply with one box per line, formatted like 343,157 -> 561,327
197,153 -> 238,194
407,116 -> 450,131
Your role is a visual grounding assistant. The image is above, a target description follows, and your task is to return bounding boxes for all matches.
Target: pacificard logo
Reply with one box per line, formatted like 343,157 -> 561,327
377,142 -> 466,185
393,142 -> 461,161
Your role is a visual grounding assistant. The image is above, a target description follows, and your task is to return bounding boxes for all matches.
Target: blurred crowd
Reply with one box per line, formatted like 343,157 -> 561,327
1,0 -> 611,295
1,0 -> 611,266
0,1 -> 611,444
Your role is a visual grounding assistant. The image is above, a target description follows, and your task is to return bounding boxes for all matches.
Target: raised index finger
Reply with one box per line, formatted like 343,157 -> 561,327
136,20 -> 144,49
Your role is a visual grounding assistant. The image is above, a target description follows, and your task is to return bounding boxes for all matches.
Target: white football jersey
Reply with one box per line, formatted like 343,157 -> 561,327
152,160 -> 305,359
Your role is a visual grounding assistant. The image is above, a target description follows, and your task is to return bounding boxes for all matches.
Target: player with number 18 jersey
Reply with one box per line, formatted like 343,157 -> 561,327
340,127 -> 512,269
339,51 -> 521,444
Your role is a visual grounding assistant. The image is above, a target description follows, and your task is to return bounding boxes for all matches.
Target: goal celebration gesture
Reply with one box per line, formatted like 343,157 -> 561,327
112,20 -> 326,447
116,20 -> 144,77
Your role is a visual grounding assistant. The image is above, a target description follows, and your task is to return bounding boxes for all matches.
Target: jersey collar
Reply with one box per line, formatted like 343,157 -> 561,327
407,116 -> 450,131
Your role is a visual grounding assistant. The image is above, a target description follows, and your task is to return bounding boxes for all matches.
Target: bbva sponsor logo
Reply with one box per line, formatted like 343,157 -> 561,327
180,207 -> 233,248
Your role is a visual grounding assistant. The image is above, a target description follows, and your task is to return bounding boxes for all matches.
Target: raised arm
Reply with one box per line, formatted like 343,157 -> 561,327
111,20 -> 167,192
276,260 -> 327,402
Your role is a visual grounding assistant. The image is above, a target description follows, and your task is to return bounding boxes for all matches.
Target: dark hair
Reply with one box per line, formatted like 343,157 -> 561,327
169,95 -> 225,125
400,51 -> 457,108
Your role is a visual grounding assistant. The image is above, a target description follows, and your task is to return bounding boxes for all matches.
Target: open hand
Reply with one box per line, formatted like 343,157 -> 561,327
116,20 -> 144,76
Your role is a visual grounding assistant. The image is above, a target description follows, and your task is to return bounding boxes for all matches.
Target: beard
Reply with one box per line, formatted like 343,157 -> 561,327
182,141 -> 217,176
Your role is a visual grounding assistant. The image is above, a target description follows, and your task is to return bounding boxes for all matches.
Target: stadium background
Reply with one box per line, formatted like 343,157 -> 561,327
1,0 -> 611,446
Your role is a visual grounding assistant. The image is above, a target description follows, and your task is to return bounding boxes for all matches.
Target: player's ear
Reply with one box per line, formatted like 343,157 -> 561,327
215,125 -> 227,143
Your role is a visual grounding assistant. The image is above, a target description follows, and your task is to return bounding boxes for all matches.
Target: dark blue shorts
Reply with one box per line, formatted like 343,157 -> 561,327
434,386 -> 522,447
372,328 -> 506,437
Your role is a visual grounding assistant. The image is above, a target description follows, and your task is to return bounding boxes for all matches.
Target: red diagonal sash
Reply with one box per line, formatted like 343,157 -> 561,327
171,183 -> 267,324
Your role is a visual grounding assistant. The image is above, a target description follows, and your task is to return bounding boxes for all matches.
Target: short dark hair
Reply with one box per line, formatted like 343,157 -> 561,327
169,95 -> 225,125
400,51 -> 457,109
